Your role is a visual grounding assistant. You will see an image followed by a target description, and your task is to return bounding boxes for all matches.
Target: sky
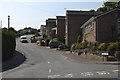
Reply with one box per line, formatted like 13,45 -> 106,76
0,0 -> 105,30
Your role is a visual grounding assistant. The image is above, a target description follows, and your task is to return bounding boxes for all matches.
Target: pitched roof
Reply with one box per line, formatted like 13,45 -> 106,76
81,8 -> 120,29
96,8 -> 120,18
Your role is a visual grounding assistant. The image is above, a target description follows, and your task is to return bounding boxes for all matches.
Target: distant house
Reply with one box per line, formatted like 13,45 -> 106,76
56,16 -> 66,43
40,25 -> 46,38
65,10 -> 99,46
27,27 -> 38,34
46,18 -> 56,39
81,8 -> 120,42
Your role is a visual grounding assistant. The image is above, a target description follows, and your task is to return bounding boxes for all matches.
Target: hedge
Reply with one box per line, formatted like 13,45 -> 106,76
2,29 -> 16,61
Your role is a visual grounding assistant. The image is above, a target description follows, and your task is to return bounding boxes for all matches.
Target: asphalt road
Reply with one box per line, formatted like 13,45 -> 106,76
2,35 -> 119,79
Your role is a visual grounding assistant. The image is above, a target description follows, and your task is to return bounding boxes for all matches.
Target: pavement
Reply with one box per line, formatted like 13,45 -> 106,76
2,36 -> 119,79
2,51 -> 26,72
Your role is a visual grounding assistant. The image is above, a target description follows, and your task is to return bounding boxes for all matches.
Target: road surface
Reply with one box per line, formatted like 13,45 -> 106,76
2,35 -> 119,79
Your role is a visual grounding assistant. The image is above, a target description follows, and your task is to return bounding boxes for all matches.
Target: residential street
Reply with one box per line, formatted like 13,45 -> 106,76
2,36 -> 119,79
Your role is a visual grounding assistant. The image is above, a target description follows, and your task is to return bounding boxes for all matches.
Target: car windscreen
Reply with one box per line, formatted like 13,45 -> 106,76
21,37 -> 27,39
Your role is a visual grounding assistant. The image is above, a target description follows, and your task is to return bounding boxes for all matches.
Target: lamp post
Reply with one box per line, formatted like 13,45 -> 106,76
0,20 -> 2,28
8,15 -> 10,29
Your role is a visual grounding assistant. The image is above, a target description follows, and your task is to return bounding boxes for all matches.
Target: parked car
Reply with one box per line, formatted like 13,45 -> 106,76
20,36 -> 28,43
49,41 -> 64,48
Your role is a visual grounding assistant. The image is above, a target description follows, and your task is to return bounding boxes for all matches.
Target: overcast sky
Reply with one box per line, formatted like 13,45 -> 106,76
0,0 -> 105,30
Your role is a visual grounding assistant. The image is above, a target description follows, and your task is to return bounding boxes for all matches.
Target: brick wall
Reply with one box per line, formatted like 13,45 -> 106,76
56,16 -> 65,43
46,19 -> 56,39
65,11 -> 98,46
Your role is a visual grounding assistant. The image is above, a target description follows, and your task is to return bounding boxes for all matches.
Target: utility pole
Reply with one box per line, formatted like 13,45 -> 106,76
8,15 -> 10,29
0,20 -> 2,28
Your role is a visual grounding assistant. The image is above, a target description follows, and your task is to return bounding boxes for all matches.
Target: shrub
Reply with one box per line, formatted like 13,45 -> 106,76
70,43 -> 76,52
107,42 -> 119,56
87,42 -> 100,51
45,38 -> 50,46
97,43 -> 108,51
58,44 -> 69,51
115,51 -> 120,61
40,40 -> 45,46
30,36 -> 37,43
75,42 -> 80,49
77,35 -> 82,43
2,29 -> 16,61
81,41 -> 88,49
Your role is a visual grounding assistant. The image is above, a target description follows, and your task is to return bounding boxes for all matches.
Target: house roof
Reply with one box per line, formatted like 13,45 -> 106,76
81,17 -> 95,29
80,8 -> 120,29
56,16 -> 65,19
66,10 -> 99,15
96,8 -> 120,18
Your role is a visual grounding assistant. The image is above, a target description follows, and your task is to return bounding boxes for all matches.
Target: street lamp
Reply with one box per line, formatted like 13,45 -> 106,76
8,15 -> 10,29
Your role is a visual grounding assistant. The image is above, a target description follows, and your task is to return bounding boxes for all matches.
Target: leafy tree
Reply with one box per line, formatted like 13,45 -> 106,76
97,1 -> 118,12
8,27 -> 17,33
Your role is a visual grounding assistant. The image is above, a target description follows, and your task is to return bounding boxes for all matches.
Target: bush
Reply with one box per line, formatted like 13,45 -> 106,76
77,35 -> 82,43
75,42 -> 80,49
81,41 -> 88,49
30,36 -> 37,43
2,29 -> 16,61
71,43 -> 77,52
45,38 -> 50,46
115,51 -> 120,61
107,42 -> 119,56
58,44 -> 69,51
40,40 -> 45,46
97,43 -> 108,51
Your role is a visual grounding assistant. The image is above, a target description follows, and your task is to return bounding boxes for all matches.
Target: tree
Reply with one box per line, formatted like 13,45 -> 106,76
8,27 -> 16,33
97,1 -> 118,12
107,0 -> 120,2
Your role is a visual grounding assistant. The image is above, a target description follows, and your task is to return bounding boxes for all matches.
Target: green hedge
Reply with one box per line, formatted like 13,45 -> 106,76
2,29 -> 16,61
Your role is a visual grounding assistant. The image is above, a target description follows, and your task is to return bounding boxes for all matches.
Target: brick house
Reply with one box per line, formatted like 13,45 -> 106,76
56,16 -> 66,43
46,18 -> 56,39
40,25 -> 46,38
81,8 -> 120,42
65,10 -> 99,46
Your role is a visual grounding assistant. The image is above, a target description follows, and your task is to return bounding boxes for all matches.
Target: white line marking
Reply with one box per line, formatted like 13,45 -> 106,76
48,75 -> 61,78
62,56 -> 68,60
48,61 -> 51,67
81,72 -> 94,76
49,69 -> 51,73
65,74 -> 73,78
48,61 -> 50,64
96,71 -> 110,75
112,70 -> 119,73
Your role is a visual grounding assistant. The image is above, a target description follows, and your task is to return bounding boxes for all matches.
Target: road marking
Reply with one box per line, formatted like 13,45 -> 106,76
80,72 -> 94,76
112,70 -> 120,73
65,74 -> 73,78
48,61 -> 51,67
49,69 -> 51,73
48,61 -> 50,64
96,71 -> 110,75
62,56 -> 68,60
48,75 -> 61,78
47,69 -> 117,78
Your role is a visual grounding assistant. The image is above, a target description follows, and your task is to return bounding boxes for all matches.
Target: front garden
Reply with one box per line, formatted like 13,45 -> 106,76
70,35 -> 120,61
